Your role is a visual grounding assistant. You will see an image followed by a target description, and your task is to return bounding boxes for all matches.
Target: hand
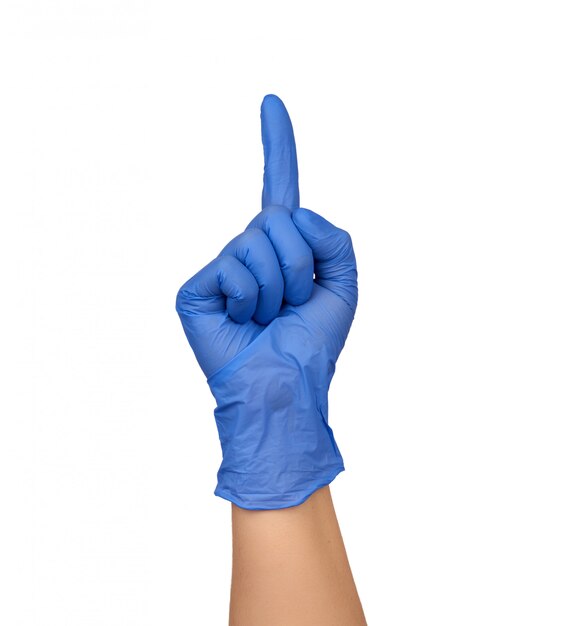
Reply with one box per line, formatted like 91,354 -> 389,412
176,94 -> 358,509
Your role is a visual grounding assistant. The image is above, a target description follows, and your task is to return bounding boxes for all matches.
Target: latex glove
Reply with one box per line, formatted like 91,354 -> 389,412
176,95 -> 358,509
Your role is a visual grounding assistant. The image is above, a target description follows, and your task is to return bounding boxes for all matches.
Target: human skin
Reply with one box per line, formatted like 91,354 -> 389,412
230,486 -> 367,626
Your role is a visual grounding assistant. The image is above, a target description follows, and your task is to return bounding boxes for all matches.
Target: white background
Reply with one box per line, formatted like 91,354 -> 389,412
1,1 -> 561,624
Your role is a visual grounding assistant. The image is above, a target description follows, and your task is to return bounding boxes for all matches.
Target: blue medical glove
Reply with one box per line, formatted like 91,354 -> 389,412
176,94 -> 358,510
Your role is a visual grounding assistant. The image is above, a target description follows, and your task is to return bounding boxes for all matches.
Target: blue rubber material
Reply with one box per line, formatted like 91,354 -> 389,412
176,95 -> 358,509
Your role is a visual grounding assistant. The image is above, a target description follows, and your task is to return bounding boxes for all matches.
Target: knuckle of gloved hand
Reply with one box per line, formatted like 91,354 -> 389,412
334,228 -> 354,257
218,253 -> 238,273
284,253 -> 312,275
261,205 -> 291,226
236,279 -> 259,302
241,227 -> 264,246
338,228 -> 353,247
176,280 -> 196,314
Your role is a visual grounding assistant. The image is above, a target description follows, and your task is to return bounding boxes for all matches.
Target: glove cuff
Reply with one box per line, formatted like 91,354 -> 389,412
207,332 -> 344,510
215,464 -> 345,510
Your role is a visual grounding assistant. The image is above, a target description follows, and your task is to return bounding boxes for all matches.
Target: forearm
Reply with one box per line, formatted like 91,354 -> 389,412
230,486 -> 367,626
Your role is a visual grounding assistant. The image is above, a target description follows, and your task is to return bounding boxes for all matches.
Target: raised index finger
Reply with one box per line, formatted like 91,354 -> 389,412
260,94 -> 300,211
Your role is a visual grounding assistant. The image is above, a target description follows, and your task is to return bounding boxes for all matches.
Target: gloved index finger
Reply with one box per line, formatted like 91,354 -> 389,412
260,94 -> 300,211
